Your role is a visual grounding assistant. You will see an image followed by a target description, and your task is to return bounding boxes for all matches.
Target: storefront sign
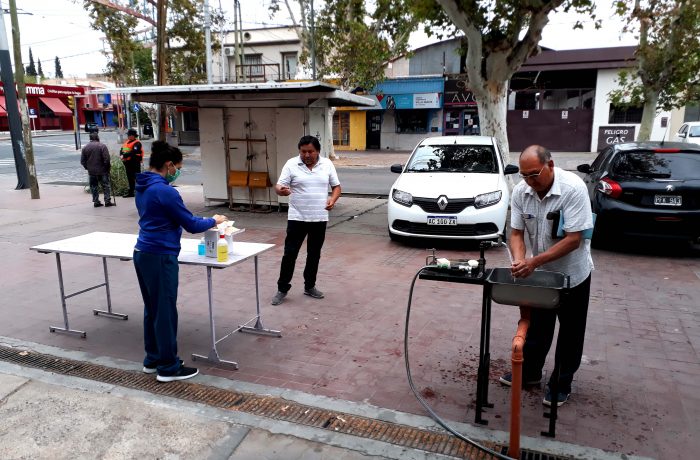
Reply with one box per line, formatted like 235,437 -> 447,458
444,78 -> 477,107
0,83 -> 83,97
597,126 -> 636,150
413,93 -> 441,108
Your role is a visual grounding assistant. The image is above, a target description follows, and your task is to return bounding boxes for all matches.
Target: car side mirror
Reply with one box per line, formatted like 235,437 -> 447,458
678,132 -> 687,138
503,164 -> 519,175
577,164 -> 592,174
390,164 -> 403,173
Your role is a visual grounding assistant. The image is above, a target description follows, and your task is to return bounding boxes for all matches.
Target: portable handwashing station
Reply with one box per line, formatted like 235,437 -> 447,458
403,240 -> 570,459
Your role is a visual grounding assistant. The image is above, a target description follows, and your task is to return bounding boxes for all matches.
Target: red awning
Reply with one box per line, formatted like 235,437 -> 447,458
0,96 -> 7,116
39,97 -> 72,116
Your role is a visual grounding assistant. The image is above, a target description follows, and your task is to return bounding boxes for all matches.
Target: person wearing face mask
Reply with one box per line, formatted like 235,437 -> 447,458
133,140 -> 227,382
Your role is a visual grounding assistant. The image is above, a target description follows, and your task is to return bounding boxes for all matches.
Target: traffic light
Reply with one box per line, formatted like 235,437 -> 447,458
67,96 -> 74,110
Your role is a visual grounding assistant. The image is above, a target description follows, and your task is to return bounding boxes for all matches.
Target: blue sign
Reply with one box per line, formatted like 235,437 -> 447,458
132,103 -> 140,112
28,108 -> 36,115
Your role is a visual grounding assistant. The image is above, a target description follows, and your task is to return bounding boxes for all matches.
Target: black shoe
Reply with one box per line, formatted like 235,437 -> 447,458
304,287 -> 324,299
498,371 -> 542,387
105,201 -> 114,207
93,202 -> 103,207
543,386 -> 570,407
123,192 -> 135,198
143,359 -> 183,374
156,365 -> 198,382
271,291 -> 287,305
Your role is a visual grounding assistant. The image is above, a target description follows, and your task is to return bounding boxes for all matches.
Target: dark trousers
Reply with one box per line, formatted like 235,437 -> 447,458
88,174 -> 111,203
276,220 -> 327,293
523,274 -> 591,394
133,251 -> 181,375
124,163 -> 140,195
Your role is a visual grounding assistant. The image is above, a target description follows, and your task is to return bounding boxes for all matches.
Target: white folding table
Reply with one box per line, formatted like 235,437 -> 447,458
31,231 -> 280,369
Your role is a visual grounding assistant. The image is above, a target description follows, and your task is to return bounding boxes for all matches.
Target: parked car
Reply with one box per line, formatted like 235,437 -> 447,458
85,122 -> 99,133
388,136 -> 519,242
673,121 -> 700,143
577,142 -> 700,247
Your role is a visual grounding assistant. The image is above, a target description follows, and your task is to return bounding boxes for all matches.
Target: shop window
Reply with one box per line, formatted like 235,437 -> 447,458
244,54 -> 263,77
332,112 -> 350,146
684,103 -> 700,122
609,104 -> 643,124
395,109 -> 428,134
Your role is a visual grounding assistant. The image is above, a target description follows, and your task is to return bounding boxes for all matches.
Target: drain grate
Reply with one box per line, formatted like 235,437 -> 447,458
0,345 -> 569,460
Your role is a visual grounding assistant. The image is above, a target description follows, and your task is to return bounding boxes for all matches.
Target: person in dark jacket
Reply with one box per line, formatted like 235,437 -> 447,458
120,128 -> 143,197
80,133 -> 112,207
133,141 -> 227,382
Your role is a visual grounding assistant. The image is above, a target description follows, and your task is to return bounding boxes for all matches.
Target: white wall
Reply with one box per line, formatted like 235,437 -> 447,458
591,69 -> 671,151
379,109 -> 443,150
200,108 -> 227,202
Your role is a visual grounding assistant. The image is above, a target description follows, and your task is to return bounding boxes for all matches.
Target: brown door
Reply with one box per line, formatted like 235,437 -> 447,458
507,109 -> 593,152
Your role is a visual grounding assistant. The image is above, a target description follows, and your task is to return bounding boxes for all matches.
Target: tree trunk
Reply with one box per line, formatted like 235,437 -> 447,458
637,89 -> 658,141
475,82 -> 511,165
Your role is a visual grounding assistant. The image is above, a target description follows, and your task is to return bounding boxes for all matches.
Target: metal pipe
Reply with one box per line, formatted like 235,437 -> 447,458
508,307 -> 530,459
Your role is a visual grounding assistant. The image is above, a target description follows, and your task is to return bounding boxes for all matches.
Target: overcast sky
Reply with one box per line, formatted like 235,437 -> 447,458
2,0 -> 637,80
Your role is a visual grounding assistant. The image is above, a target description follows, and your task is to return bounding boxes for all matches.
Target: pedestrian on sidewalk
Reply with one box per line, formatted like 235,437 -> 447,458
499,144 -> 594,407
271,135 -> 341,306
120,128 -> 143,197
133,141 -> 228,382
80,132 -> 112,207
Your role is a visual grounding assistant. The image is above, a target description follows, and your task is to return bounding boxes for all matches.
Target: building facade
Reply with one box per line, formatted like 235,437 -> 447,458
0,83 -> 84,131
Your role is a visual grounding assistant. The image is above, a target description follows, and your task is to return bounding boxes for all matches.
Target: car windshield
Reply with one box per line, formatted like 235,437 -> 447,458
689,126 -> 700,137
405,145 -> 497,173
612,151 -> 700,180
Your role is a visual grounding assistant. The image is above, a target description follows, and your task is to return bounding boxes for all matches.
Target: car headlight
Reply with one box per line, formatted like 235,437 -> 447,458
474,190 -> 502,209
392,189 -> 413,207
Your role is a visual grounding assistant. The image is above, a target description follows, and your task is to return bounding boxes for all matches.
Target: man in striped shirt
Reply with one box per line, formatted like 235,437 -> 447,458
271,135 -> 341,306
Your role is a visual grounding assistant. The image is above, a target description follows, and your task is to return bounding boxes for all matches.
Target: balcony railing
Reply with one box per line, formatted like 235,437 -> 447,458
226,63 -> 283,83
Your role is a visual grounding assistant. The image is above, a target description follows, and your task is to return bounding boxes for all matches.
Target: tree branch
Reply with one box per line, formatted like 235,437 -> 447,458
87,0 -> 156,26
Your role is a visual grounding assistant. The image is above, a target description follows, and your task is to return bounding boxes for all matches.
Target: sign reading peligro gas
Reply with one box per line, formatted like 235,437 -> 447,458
0,83 -> 83,97
597,126 -> 636,150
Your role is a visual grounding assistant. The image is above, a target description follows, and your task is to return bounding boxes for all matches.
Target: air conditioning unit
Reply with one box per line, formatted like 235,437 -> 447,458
224,47 -> 235,56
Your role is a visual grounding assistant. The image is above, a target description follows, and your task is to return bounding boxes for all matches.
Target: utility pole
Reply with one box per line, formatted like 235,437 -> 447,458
310,0 -> 316,80
156,0 -> 168,141
233,0 -> 240,82
0,6 -> 29,190
9,0 -> 39,198
204,0 -> 212,84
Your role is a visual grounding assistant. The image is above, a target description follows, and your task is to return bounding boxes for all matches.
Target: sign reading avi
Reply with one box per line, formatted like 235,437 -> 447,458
597,126 -> 636,150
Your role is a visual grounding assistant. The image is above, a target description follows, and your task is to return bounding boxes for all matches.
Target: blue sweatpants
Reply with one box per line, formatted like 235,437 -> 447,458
133,250 -> 181,375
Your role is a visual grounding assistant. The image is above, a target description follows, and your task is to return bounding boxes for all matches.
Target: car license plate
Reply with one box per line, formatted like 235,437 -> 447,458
654,195 -> 682,206
427,216 -> 457,225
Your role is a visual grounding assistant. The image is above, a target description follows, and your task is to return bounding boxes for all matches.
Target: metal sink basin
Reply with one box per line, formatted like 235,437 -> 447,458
486,268 -> 570,309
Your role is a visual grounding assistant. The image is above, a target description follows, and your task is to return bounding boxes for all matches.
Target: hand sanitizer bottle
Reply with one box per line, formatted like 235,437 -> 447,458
216,231 -> 229,262
198,237 -> 206,256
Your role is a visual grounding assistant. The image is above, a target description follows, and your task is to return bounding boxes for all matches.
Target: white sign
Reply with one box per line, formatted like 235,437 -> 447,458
561,110 -> 568,120
523,111 -> 529,119
413,93 -> 440,108
29,114 -> 38,119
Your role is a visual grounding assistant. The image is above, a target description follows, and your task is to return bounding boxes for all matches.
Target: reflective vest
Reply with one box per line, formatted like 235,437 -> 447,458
120,139 -> 142,163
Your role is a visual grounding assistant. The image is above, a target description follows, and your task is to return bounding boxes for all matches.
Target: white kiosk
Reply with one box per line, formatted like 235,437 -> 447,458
97,82 -> 374,209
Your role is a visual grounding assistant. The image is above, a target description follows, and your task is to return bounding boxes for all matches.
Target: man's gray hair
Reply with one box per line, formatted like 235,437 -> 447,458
520,145 -> 551,164
89,133 -> 99,142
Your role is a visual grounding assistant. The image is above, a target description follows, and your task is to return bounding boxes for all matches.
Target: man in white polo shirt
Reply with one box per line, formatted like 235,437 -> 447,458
271,135 -> 341,306
499,144 -> 594,407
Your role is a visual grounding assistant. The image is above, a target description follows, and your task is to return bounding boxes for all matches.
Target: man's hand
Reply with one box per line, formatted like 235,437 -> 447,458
325,198 -> 336,210
212,214 -> 228,225
276,185 -> 291,196
511,258 -> 538,278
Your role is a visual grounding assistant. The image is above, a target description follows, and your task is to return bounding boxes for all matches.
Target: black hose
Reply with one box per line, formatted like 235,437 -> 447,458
404,266 -> 515,460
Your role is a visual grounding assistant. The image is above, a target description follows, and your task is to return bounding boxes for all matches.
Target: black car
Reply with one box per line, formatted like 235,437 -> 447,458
577,142 -> 700,246
85,122 -> 99,133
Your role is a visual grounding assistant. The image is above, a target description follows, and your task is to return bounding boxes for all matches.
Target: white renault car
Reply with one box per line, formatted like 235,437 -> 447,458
388,136 -> 519,241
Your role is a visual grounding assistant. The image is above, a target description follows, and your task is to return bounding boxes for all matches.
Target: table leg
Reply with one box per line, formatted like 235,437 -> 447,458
49,253 -> 86,338
542,360 -> 560,437
240,255 -> 281,337
475,285 -> 493,425
191,266 -> 239,369
93,257 -> 128,320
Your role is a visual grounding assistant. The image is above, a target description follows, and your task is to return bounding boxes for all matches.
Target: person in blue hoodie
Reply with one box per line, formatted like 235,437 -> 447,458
133,141 -> 227,382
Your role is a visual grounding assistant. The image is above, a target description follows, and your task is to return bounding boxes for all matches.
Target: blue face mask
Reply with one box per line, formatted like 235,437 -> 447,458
165,166 -> 181,183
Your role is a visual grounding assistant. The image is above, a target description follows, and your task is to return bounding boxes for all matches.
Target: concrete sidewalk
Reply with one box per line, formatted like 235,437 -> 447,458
0,173 -> 697,459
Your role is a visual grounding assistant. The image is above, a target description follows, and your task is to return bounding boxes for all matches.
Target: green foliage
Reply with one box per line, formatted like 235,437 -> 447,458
54,56 -> 64,79
25,48 -> 37,77
37,59 -> 44,78
84,155 -> 130,197
609,0 -> 700,112
313,0 -> 416,89
80,0 -> 221,85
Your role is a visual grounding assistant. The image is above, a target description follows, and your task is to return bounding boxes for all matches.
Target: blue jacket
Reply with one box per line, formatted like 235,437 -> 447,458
134,172 -> 215,255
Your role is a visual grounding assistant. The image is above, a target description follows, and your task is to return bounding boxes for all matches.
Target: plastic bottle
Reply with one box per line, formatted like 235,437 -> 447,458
216,232 -> 229,262
198,237 -> 206,256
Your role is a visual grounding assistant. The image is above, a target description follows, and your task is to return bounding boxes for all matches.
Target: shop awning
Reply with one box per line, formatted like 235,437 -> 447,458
39,97 -> 72,116
0,96 -> 6,115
